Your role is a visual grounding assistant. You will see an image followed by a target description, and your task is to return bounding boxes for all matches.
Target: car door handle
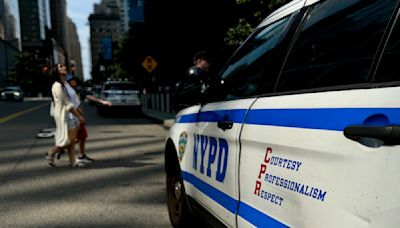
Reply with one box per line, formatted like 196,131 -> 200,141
344,125 -> 400,147
217,120 -> 233,131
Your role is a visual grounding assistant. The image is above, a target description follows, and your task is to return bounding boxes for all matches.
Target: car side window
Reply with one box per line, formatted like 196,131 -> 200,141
215,15 -> 293,101
374,9 -> 400,83
276,0 -> 398,92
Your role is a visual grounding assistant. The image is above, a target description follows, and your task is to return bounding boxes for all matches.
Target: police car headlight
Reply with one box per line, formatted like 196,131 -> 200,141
14,92 -> 20,96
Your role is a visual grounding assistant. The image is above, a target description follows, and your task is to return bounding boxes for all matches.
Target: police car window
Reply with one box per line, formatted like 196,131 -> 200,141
219,16 -> 291,100
277,0 -> 398,92
374,9 -> 400,83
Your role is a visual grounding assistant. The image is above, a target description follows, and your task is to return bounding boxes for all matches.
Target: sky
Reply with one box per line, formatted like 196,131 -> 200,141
66,0 -> 101,81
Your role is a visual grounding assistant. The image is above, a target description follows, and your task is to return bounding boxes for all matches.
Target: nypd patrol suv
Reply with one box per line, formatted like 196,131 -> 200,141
164,0 -> 400,227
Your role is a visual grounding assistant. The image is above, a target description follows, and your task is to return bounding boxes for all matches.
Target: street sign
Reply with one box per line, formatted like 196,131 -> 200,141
142,56 -> 158,73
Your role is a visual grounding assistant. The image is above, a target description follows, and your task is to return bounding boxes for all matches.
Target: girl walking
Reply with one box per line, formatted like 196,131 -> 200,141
46,63 -> 85,167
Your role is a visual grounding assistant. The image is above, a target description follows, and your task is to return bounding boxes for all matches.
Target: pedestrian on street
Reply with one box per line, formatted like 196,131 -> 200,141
46,63 -> 85,167
56,75 -> 112,163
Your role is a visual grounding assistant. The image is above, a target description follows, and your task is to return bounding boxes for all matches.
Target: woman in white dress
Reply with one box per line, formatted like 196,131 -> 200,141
46,63 -> 85,167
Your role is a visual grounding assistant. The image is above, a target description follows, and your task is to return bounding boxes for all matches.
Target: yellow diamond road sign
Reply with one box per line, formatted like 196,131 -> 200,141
142,56 -> 158,73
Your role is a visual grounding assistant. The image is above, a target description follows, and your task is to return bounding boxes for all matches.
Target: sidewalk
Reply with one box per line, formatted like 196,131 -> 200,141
25,97 -> 52,101
141,108 -> 176,129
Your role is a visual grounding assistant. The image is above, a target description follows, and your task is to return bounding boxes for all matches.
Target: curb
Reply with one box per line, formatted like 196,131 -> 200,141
25,97 -> 52,101
142,108 -> 175,129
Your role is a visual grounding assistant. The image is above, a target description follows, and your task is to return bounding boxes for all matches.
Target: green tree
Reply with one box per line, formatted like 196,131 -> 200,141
111,25 -> 150,88
224,18 -> 253,47
224,0 -> 290,49
7,52 -> 36,86
107,0 -> 291,89
7,52 -> 49,96
107,62 -> 131,81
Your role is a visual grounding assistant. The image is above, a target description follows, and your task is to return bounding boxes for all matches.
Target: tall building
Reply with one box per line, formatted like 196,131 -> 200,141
66,17 -> 83,81
18,0 -> 55,96
0,0 -> 21,49
119,0 -> 144,33
49,0 -> 67,63
119,0 -> 130,33
89,0 -> 122,79
130,0 -> 144,24
0,0 -> 21,87
94,0 -> 119,15
38,0 -> 51,40
19,0 -> 55,75
19,0 -> 54,67
19,0 -> 50,49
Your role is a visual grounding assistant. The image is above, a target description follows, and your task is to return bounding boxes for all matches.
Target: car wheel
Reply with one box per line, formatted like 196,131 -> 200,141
166,159 -> 193,227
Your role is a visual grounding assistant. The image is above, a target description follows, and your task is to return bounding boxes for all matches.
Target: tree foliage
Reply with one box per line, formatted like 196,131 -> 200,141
7,52 -> 36,85
224,18 -> 253,47
107,0 -> 291,89
110,28 -> 148,87
7,52 -> 49,95
224,0 -> 290,49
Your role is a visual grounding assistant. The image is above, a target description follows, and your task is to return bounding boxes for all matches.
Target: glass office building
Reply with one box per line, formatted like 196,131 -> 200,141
0,0 -> 21,87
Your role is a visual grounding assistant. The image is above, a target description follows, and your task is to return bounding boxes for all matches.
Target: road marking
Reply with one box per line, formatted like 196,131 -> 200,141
40,128 -> 56,133
0,103 -> 49,124
37,132 -> 55,138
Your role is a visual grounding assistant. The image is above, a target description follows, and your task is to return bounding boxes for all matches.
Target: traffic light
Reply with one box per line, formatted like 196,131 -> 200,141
41,66 -> 49,74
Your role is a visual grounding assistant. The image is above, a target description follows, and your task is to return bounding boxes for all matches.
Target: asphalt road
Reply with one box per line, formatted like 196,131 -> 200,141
0,100 -> 172,227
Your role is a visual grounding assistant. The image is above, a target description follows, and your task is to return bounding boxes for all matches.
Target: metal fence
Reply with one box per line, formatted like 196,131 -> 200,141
141,92 -> 174,114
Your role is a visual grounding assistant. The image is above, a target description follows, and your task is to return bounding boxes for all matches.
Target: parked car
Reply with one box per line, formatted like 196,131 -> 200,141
0,86 -> 24,101
97,81 -> 141,115
164,0 -> 400,227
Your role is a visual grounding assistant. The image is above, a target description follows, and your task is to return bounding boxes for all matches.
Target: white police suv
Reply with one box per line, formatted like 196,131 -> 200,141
165,0 -> 400,227
97,80 -> 141,115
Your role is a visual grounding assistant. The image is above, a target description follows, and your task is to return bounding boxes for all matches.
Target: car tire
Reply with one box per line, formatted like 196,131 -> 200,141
166,153 -> 194,227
